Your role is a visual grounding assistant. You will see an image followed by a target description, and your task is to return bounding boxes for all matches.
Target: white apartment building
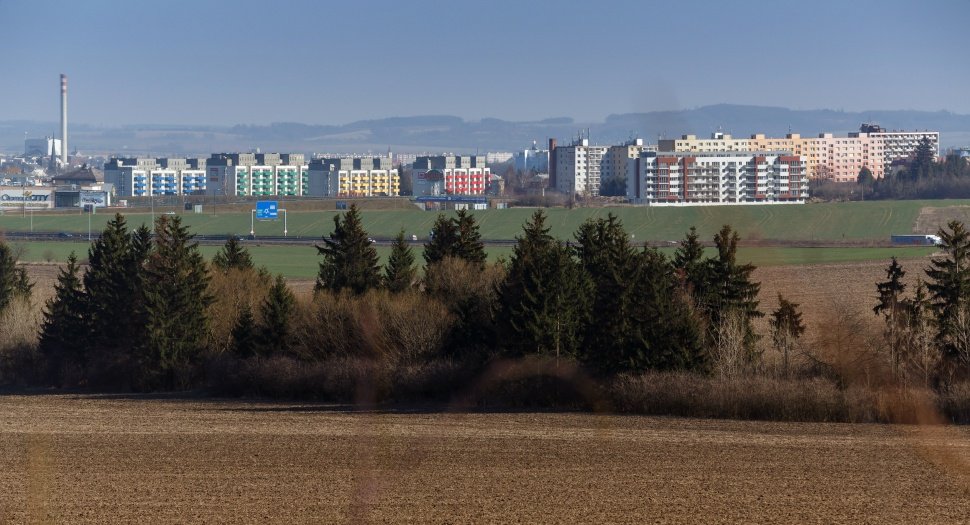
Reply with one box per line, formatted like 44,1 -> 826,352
630,151 -> 808,205
513,141 -> 549,173
554,138 -> 608,196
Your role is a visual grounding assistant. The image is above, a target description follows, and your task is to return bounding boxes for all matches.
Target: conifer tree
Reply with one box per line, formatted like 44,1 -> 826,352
874,257 -> 907,378
83,214 -> 148,360
499,210 -> 590,357
925,220 -> 970,367
423,213 -> 460,266
706,225 -> 762,355
142,215 -> 213,386
629,248 -> 707,371
384,230 -> 417,293
0,241 -> 32,314
230,305 -> 258,358
453,209 -> 486,267
258,275 -> 296,355
315,204 -> 381,294
38,253 -> 87,373
212,235 -> 253,272
770,293 -> 806,376
573,214 -> 639,371
673,226 -> 707,296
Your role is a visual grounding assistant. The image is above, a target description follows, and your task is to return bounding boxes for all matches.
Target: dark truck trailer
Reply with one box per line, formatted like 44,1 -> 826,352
891,234 -> 942,246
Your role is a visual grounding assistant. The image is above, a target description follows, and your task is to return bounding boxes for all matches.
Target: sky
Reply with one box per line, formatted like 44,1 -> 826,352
1,0 -> 968,127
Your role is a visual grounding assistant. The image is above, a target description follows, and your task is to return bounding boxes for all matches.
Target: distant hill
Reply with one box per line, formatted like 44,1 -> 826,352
3,105 -> 969,157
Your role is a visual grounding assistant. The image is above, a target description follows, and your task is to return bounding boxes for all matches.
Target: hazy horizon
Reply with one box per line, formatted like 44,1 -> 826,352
2,0 -> 968,127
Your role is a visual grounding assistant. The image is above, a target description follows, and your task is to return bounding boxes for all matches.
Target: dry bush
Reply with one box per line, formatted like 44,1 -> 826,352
711,310 -> 751,377
940,382 -> 970,423
291,290 -> 454,364
802,299 -> 888,386
423,257 -> 506,308
611,372 -> 848,422
0,296 -> 44,386
206,267 -> 273,354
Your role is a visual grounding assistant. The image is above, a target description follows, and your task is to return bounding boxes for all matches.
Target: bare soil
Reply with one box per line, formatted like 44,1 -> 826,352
0,395 -> 968,523
915,205 -> 970,235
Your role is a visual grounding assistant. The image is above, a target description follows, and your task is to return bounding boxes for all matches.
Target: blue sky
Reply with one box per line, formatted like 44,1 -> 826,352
2,0 -> 967,126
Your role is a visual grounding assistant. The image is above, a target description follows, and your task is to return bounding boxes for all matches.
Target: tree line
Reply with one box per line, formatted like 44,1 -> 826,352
873,220 -> 970,386
0,205 -> 806,391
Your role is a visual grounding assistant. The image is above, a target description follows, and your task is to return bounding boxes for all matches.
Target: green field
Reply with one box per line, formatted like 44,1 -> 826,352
1,199 -> 965,242
11,240 -> 935,279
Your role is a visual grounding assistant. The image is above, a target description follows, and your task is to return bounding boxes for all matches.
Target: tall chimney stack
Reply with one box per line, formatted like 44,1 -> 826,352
60,74 -> 68,166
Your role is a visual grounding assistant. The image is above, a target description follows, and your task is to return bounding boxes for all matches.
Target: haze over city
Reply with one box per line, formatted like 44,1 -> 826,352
2,0 -> 968,127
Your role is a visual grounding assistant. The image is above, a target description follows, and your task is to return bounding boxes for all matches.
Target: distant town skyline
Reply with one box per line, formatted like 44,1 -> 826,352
2,0 -> 968,127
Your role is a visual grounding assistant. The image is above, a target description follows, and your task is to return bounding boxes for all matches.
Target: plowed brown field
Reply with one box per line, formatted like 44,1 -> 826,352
1,395 -> 969,523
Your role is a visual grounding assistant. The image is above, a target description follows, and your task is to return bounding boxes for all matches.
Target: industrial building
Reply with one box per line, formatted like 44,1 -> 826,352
629,151 -> 808,205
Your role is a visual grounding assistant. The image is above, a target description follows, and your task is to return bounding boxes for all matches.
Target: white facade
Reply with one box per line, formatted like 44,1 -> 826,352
513,143 -> 549,173
554,139 -> 608,196
206,164 -> 306,197
24,137 -> 61,158
631,151 -> 808,205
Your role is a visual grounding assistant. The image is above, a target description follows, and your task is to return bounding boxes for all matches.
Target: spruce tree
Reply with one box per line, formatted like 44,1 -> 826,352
82,214 -> 148,361
423,213 -> 459,266
629,248 -> 707,372
706,225 -> 762,355
925,220 -> 970,367
454,209 -> 486,267
573,214 -> 639,371
499,210 -> 590,358
212,236 -> 253,272
38,253 -> 87,374
874,257 -> 907,378
0,241 -> 32,315
315,204 -> 381,294
258,275 -> 296,355
142,215 -> 213,386
673,226 -> 707,296
385,230 -> 417,293
230,305 -> 258,358
770,293 -> 806,376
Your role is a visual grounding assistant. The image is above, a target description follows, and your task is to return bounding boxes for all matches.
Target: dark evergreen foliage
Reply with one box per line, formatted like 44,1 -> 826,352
499,210 -> 591,357
315,204 -> 381,295
230,305 -> 258,358
82,214 -> 149,362
925,220 -> 970,363
628,248 -> 707,371
38,253 -> 87,372
423,213 -> 459,266
384,230 -> 417,293
212,236 -> 254,272
705,225 -> 763,354
453,210 -> 486,267
142,215 -> 213,386
573,214 -> 639,371
0,240 -> 32,314
770,293 -> 806,375
258,275 -> 296,355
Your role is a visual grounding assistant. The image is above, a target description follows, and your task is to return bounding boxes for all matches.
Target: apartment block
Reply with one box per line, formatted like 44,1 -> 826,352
306,157 -> 399,197
411,155 -> 489,196
553,139 -> 608,196
630,151 -> 808,205
205,153 -> 307,197
603,138 -> 656,186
